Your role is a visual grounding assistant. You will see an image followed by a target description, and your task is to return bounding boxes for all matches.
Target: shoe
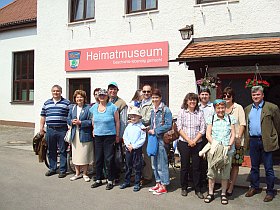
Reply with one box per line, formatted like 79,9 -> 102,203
226,190 -> 233,197
106,183 -> 114,190
181,189 -> 188,196
245,188 -> 261,197
195,192 -> 204,199
141,178 -> 152,186
119,183 -> 130,189
133,184 -> 141,192
58,173 -> 66,178
204,194 -> 214,203
83,175 -> 90,182
263,194 -> 274,202
45,170 -> 56,177
221,194 -> 228,205
153,188 -> 167,195
70,174 -> 83,181
149,185 -> 160,192
91,181 -> 102,188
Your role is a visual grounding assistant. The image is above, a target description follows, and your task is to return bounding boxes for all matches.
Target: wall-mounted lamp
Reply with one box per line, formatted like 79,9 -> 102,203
179,25 -> 193,40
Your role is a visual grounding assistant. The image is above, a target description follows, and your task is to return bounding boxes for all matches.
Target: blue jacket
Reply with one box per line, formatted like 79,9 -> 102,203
67,104 -> 93,143
150,104 -> 172,139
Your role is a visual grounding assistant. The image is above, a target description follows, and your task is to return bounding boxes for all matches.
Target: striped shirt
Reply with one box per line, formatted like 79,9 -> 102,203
177,108 -> 206,143
40,97 -> 70,126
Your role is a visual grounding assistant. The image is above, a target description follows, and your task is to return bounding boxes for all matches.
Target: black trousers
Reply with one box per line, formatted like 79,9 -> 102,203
178,140 -> 203,192
95,135 -> 115,181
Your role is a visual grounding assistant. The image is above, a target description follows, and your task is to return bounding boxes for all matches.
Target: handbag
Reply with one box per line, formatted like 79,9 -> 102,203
64,127 -> 72,143
147,134 -> 158,156
161,106 -> 180,144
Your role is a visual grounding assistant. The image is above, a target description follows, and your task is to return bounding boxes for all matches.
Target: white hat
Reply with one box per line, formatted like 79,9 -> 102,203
128,107 -> 142,117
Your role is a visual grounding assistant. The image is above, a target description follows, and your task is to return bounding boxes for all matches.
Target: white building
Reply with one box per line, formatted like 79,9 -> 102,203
1,0 -> 280,130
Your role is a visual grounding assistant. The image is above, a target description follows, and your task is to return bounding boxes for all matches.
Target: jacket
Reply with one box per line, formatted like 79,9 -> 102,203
67,104 -> 93,143
32,132 -> 47,162
244,101 -> 280,152
140,98 -> 153,126
150,104 -> 172,139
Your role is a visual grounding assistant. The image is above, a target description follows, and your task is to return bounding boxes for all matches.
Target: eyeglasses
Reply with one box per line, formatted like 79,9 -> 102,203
223,94 -> 232,98
142,90 -> 151,93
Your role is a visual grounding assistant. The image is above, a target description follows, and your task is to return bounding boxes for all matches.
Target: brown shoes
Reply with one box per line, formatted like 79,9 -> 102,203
263,194 -> 274,202
245,188 -> 261,197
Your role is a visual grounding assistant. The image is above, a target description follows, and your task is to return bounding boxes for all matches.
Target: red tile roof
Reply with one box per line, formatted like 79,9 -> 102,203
179,38 -> 280,59
0,0 -> 37,27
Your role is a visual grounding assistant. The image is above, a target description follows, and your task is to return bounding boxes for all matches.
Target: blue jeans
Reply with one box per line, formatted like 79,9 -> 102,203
124,147 -> 142,185
46,126 -> 68,173
249,137 -> 275,195
151,139 -> 170,185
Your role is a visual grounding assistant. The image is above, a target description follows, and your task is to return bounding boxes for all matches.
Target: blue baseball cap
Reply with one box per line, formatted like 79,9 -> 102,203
213,99 -> 226,107
108,82 -> 119,90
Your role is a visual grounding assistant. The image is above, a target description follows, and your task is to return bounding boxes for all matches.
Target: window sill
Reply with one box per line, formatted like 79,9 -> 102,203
67,19 -> 96,27
10,101 -> 34,105
194,0 -> 239,7
123,10 -> 159,18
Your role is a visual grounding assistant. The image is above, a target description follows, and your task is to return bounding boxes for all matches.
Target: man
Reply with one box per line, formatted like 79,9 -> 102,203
40,85 -> 70,178
139,84 -> 154,185
244,85 -> 280,202
108,82 -> 128,181
198,88 -> 214,185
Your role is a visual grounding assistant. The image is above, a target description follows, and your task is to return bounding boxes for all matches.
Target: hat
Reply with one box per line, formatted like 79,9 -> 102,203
213,99 -> 226,107
128,107 -> 142,117
108,82 -> 119,89
98,88 -> 108,96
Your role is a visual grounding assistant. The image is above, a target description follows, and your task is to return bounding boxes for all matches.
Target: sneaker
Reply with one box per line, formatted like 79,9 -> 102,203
58,173 -> 67,178
45,170 -> 56,177
83,175 -> 90,182
70,174 -> 83,181
153,188 -> 167,195
106,183 -> 114,190
133,184 -> 141,192
149,185 -> 160,192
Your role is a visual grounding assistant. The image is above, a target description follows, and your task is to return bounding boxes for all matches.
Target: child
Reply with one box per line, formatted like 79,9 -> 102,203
119,107 -> 146,192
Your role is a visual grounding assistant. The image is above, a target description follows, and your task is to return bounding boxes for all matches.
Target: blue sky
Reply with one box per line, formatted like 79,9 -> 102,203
0,0 -> 14,9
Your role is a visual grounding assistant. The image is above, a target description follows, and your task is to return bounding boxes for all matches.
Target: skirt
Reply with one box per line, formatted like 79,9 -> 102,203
72,128 -> 93,165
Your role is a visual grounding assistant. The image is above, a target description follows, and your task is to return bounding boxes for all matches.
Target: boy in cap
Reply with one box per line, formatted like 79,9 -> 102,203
119,107 -> 146,192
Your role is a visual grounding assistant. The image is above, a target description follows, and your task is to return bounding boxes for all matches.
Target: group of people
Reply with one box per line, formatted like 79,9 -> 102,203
40,82 -> 280,203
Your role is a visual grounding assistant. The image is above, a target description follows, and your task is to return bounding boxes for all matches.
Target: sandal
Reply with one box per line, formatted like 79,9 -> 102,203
221,194 -> 228,205
204,194 -> 214,203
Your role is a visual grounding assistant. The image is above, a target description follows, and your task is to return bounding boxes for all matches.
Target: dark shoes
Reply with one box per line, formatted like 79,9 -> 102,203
45,170 -> 56,177
106,183 -> 114,190
119,183 -> 130,189
181,189 -> 188,196
195,192 -> 204,199
91,181 -> 102,188
245,188 -> 261,197
58,173 -> 66,178
133,184 -> 141,192
263,194 -> 274,202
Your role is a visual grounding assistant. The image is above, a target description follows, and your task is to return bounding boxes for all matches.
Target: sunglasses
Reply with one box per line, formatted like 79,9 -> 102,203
142,90 -> 151,93
223,94 -> 232,98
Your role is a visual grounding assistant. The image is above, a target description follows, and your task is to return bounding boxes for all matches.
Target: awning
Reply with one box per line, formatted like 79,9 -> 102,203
172,37 -> 280,69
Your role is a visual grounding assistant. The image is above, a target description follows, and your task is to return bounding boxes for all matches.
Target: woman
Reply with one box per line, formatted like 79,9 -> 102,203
128,89 -> 143,109
89,88 -> 120,190
177,93 -> 206,198
223,87 -> 246,196
148,89 -> 172,195
67,90 -> 93,182
204,99 -> 235,205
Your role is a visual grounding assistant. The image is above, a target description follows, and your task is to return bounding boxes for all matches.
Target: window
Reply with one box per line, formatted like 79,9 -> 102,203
69,78 -> 91,103
13,51 -> 34,102
127,0 -> 157,14
70,0 -> 95,22
197,0 -> 225,4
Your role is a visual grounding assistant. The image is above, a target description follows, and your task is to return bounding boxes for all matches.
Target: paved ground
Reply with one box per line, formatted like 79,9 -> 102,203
0,125 -> 279,210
